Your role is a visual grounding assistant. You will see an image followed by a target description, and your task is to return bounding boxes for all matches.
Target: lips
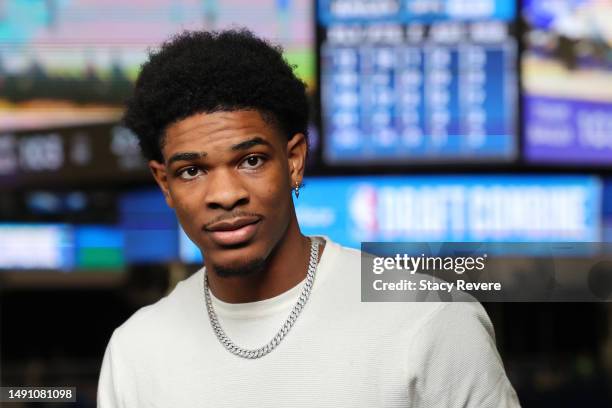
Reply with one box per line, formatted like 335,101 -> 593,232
205,216 -> 261,246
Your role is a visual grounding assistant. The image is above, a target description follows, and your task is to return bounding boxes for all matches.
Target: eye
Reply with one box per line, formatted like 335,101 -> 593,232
240,155 -> 266,170
177,166 -> 203,180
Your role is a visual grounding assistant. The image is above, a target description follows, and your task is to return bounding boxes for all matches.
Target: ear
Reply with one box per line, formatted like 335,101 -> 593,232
149,160 -> 175,208
287,133 -> 307,187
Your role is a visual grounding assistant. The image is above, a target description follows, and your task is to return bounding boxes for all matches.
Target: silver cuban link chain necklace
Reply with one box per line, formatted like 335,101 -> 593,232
203,237 -> 320,359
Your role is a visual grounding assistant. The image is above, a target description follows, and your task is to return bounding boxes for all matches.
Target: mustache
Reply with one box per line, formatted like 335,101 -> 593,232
202,211 -> 265,229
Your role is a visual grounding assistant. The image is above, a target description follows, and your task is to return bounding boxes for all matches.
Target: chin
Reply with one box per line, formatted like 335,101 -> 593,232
206,241 -> 268,277
211,255 -> 266,278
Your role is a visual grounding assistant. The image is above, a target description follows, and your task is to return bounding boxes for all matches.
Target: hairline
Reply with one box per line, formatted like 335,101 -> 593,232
156,106 -> 294,162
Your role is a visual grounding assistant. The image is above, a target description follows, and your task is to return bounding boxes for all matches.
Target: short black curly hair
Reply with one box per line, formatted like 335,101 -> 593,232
123,29 -> 310,163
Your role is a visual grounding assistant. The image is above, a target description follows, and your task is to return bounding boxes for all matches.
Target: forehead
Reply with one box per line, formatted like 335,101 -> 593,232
163,110 -> 282,157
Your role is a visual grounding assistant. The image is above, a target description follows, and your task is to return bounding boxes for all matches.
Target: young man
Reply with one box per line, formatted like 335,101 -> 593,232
98,29 -> 520,407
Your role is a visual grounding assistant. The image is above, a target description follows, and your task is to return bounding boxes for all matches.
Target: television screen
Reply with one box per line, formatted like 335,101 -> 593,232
0,0 -> 315,132
0,188 -> 180,271
318,0 -> 517,164
522,0 -> 612,165
0,223 -> 74,270
0,223 -> 128,271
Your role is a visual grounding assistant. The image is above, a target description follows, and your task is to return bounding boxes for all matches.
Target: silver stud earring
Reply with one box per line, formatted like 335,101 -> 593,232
294,181 -> 300,198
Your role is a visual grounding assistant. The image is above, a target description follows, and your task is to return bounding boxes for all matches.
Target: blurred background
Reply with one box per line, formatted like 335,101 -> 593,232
1,0 -> 612,406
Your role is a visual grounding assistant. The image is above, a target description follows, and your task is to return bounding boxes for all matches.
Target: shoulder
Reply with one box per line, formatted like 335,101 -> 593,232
406,301 -> 521,406
414,301 -> 496,342
320,239 -> 498,352
317,238 -> 485,334
111,268 -> 205,349
320,237 -> 362,263
317,237 -> 363,278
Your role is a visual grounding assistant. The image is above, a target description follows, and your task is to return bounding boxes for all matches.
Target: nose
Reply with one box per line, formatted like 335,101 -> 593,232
204,167 -> 249,210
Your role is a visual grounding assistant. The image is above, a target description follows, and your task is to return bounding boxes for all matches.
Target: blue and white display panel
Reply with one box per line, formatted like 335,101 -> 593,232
318,0 -> 517,163
296,175 -> 601,248
522,0 -> 612,165
0,224 -> 74,270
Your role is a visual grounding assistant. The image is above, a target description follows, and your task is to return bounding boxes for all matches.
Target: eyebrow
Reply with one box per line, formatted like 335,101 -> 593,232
166,137 -> 272,165
167,152 -> 206,165
231,137 -> 272,151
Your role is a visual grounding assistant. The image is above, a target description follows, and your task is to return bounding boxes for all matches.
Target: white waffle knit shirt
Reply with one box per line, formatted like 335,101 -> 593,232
98,237 -> 521,407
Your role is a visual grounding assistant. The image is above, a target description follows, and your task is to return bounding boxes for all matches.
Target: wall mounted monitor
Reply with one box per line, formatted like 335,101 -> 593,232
0,224 -> 74,270
0,223 -> 126,271
522,0 -> 612,165
0,124 -> 150,189
0,0 -> 314,133
318,0 -> 518,164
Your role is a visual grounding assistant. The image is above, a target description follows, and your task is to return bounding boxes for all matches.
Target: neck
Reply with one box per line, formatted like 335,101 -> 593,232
205,212 -> 324,303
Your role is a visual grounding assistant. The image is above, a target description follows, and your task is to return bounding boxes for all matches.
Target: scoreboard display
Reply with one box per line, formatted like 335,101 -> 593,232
0,0 -> 315,133
0,124 -> 149,189
522,0 -> 612,166
318,0 -> 517,164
